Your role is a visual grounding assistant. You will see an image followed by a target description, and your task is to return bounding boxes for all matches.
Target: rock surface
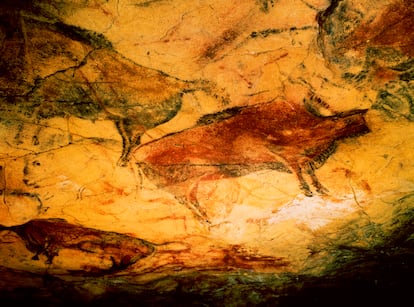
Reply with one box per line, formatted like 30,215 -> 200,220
0,0 -> 413,305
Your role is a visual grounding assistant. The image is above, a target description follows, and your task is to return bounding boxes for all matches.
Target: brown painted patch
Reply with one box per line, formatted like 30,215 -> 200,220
200,28 -> 241,61
222,245 -> 288,270
360,180 -> 372,193
135,97 -> 370,222
336,0 -> 414,57
364,0 -> 414,57
0,219 -> 155,274
103,181 -> 127,196
333,167 -> 356,179
143,242 -> 289,274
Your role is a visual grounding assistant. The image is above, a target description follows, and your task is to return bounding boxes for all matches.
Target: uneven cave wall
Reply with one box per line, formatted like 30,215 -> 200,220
0,0 -> 413,304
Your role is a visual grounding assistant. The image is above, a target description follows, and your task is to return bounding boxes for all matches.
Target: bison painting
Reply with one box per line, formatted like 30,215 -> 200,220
134,97 -> 370,223
0,11 -> 225,166
0,218 -> 155,274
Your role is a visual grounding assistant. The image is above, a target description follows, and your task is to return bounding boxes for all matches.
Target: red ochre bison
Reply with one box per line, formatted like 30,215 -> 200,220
0,218 -> 155,274
134,97 -> 370,223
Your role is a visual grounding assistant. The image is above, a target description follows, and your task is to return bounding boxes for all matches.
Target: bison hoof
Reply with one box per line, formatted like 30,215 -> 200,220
317,186 -> 329,195
117,158 -> 129,167
304,190 -> 313,197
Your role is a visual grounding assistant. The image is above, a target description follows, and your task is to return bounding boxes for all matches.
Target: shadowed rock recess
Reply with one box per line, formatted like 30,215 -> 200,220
0,0 -> 413,305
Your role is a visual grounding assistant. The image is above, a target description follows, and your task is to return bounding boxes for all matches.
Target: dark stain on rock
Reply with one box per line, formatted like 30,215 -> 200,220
256,0 -> 276,13
317,0 -> 414,85
222,245 -> 289,270
0,162 -> 44,212
372,80 -> 414,121
201,29 -> 240,61
0,218 -> 155,274
52,21 -> 113,50
392,59 -> 414,82
0,9 -> 103,96
134,0 -> 166,8
316,0 -> 343,29
250,26 -> 315,39
196,106 -> 244,125
135,97 -> 370,222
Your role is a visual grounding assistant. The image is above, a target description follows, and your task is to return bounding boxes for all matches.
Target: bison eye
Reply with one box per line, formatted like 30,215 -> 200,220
32,160 -> 41,166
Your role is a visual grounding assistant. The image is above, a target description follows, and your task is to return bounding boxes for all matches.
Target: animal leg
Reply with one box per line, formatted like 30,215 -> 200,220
31,251 -> 40,261
188,171 -> 233,223
13,122 -> 24,145
175,194 -> 210,225
176,172 -> 225,225
294,166 -> 313,197
44,246 -> 59,265
30,246 -> 53,263
32,125 -> 42,146
115,119 -> 142,167
307,167 -> 329,195
186,178 -> 212,224
36,237 -> 58,265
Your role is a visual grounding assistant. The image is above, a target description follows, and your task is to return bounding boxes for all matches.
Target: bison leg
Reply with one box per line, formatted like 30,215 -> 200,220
177,172 -> 228,225
44,242 -> 59,264
31,251 -> 40,261
31,244 -> 57,264
184,178 -> 213,224
307,167 -> 329,195
293,166 -> 313,197
115,119 -> 142,167
175,194 -> 210,225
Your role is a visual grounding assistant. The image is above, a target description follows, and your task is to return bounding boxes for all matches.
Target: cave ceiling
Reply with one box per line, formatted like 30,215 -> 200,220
0,0 -> 413,305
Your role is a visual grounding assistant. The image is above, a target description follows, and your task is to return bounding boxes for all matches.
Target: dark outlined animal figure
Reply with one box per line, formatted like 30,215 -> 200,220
0,218 -> 155,274
134,97 -> 370,223
0,12 -> 225,166
25,47 -> 216,166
